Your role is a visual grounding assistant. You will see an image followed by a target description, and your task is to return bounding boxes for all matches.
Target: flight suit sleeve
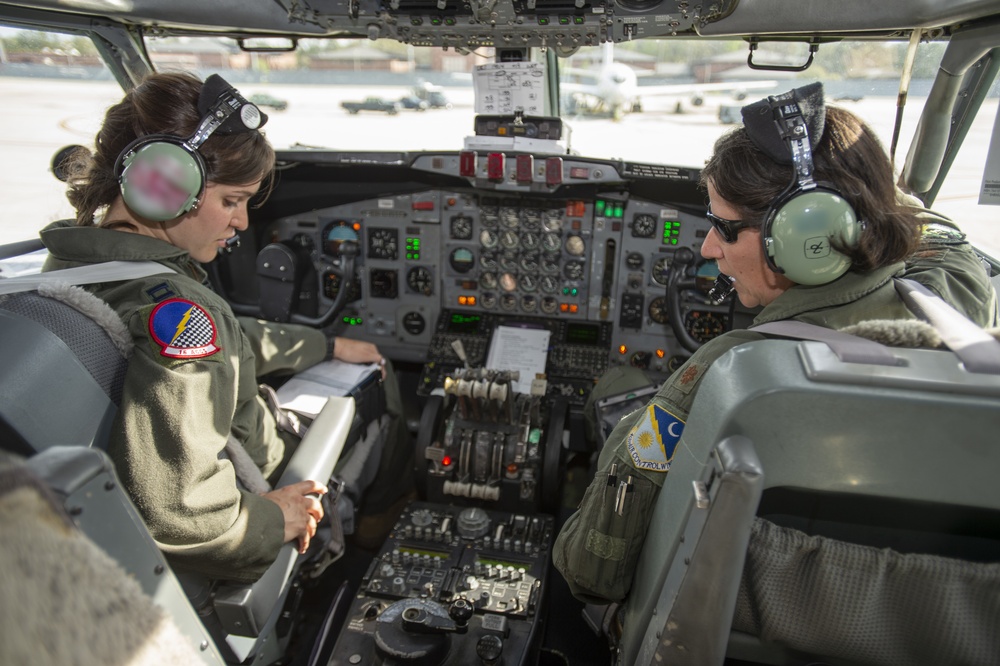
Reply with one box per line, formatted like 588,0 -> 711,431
553,355 -> 712,604
110,299 -> 284,583
237,316 -> 331,378
904,227 -> 1000,328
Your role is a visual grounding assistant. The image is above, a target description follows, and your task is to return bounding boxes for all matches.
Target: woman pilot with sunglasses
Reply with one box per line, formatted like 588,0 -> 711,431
553,83 -> 998,605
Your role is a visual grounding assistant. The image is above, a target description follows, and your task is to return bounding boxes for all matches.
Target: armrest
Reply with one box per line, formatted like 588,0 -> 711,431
213,396 -> 356,645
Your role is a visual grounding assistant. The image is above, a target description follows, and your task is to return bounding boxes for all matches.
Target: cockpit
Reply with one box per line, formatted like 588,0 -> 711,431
2,1 -> 1000,665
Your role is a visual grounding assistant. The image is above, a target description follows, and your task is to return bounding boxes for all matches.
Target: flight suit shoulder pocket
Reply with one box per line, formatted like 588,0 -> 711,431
554,469 -> 659,603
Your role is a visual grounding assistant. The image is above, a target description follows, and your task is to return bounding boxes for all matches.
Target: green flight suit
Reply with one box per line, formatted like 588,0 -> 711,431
41,221 -> 329,583
554,219 -> 999,604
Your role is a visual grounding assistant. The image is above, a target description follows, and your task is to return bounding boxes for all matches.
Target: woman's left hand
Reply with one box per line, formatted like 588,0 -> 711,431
333,337 -> 386,378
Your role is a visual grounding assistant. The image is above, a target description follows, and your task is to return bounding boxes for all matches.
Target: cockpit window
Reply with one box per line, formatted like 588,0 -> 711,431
3,30 -> 998,257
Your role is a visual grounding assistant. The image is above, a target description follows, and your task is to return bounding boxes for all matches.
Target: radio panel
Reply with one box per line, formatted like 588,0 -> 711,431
327,502 -> 553,666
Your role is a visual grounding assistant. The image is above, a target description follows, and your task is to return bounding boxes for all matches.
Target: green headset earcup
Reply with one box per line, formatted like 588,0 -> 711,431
119,140 -> 204,221
764,189 -> 860,286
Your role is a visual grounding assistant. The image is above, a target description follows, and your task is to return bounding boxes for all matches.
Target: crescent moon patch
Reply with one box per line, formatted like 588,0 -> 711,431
626,404 -> 685,472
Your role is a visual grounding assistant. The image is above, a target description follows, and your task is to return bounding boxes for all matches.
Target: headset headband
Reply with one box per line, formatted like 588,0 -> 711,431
114,74 -> 267,222
740,83 -> 861,286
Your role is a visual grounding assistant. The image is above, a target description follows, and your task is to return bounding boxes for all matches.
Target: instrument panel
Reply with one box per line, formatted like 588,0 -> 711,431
260,152 -> 731,391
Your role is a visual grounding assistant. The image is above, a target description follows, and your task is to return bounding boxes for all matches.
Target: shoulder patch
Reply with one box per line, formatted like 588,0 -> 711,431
147,298 -> 220,359
625,404 -> 684,472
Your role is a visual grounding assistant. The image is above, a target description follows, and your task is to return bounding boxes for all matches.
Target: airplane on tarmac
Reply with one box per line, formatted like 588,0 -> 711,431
561,43 -> 779,120
2,1 -> 1000,666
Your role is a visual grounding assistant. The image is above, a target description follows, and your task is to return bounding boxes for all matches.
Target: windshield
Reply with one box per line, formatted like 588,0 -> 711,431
3,30 -> 999,257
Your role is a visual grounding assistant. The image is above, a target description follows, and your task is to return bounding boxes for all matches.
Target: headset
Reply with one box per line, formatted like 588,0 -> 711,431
757,90 -> 862,286
114,74 -> 266,222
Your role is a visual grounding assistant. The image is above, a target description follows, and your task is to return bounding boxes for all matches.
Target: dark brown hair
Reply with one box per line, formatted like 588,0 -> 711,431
65,71 -> 275,226
700,105 -> 921,272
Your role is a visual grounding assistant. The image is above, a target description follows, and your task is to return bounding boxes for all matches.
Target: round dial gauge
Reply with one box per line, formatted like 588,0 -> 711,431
401,311 -> 426,336
541,256 -> 560,274
625,252 -> 644,270
540,296 -> 559,314
481,207 -> 499,228
500,230 -> 519,250
481,292 -> 498,309
519,252 -> 540,273
540,275 -> 559,294
449,247 -> 475,273
521,232 -> 540,251
522,209 -> 541,231
685,311 -> 727,343
480,271 -> 498,290
480,251 -> 498,271
499,272 -> 518,292
563,260 -> 584,281
695,261 -> 721,294
542,209 -> 563,231
564,234 -> 585,256
652,256 -> 672,286
500,251 -> 519,272
542,232 -> 561,253
520,294 -> 538,313
450,215 -> 473,240
368,227 -> 398,260
647,296 -> 669,324
500,294 -> 518,311
479,228 -> 498,249
632,213 -> 657,238
406,266 -> 434,296
519,274 -> 538,292
500,208 -> 520,229
324,221 -> 359,256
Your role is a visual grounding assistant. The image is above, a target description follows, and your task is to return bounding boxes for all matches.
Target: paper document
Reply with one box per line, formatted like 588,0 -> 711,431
275,360 -> 379,417
473,62 -> 546,116
485,325 -> 550,394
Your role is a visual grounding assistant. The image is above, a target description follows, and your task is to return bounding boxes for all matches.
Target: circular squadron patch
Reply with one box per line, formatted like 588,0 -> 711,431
148,298 -> 220,359
626,404 -> 684,472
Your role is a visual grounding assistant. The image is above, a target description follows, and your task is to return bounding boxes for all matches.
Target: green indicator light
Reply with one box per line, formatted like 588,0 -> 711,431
596,200 -> 606,215
563,287 -> 569,295
671,238 -> 678,245
571,288 -> 578,296
431,17 -> 442,25
574,15 -> 585,23
615,203 -> 624,218
559,16 -> 569,24
445,17 -> 456,25
538,16 -> 549,24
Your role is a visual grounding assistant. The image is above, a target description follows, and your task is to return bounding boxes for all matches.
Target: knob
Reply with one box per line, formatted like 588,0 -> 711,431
457,507 -> 491,539
476,634 -> 504,665
448,598 -> 473,628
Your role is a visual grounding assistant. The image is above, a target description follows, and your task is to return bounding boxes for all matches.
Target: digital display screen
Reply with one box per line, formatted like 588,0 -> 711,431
565,322 -> 599,345
447,312 -> 481,334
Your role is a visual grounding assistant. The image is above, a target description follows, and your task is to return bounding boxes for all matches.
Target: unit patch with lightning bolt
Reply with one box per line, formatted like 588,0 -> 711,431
147,298 -> 220,360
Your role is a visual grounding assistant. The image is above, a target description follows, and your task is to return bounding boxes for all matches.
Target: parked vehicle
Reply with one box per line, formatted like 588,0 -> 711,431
341,96 -> 400,115
248,92 -> 288,111
398,94 -> 429,111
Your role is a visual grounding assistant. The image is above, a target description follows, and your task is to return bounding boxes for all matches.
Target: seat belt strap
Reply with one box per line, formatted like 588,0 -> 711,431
0,261 -> 173,295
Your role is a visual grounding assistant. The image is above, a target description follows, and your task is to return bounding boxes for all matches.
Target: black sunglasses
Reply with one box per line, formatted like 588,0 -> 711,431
706,210 -> 761,243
